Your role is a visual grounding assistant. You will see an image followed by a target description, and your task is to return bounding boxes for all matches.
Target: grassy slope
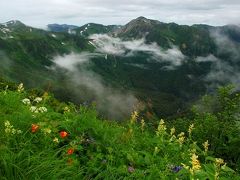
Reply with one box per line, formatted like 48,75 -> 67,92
0,82 -> 238,179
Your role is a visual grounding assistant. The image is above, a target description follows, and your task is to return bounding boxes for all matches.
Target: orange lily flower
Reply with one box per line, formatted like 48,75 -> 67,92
67,148 -> 74,155
31,124 -> 39,133
60,131 -> 68,138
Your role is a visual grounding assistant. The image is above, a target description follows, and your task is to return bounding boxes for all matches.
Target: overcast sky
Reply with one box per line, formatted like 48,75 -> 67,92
0,0 -> 239,28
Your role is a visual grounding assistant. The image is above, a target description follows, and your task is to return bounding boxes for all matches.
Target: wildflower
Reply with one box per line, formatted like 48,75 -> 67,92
17,83 -> 24,92
203,140 -> 209,152
31,124 -> 39,133
191,153 -> 201,172
60,131 -> 68,138
130,111 -> 138,124
67,148 -> 74,155
63,106 -> 70,113
4,120 -> 10,127
171,166 -> 183,173
177,132 -> 185,145
188,124 -> 194,136
141,118 -> 145,132
17,130 -> 22,134
4,121 -> 22,135
38,106 -> 47,113
128,166 -> 135,173
53,137 -> 59,143
4,85 -> 8,95
154,146 -> 159,156
34,97 -> 42,103
156,119 -> 166,136
215,158 -> 224,166
170,127 -> 176,136
5,128 -> 11,134
11,129 -> 16,134
30,106 -> 39,113
22,98 -> 31,105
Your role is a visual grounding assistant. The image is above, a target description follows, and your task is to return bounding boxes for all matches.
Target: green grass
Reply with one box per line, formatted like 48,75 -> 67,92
0,84 -> 239,179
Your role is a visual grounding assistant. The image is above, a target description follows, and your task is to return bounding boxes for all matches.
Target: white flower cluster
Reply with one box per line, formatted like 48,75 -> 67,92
30,106 -> 47,113
34,97 -> 42,103
17,83 -> 24,92
38,107 -> 47,113
63,106 -> 70,113
4,120 -> 22,135
22,98 -> 31,105
22,97 -> 43,105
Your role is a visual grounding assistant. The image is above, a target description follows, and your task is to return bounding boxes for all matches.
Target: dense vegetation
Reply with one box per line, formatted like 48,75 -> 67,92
0,79 -> 239,179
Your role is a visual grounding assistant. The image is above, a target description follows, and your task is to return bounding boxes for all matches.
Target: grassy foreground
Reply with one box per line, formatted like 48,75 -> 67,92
0,83 -> 239,179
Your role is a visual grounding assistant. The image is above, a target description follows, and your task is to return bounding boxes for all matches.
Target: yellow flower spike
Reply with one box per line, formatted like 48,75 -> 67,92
203,140 -> 209,152
191,153 -> 201,172
215,158 -> 224,166
156,119 -> 167,136
141,118 -> 145,132
53,137 -> 59,143
188,124 -> 194,136
130,111 -> 138,124
42,92 -> 49,100
170,127 -> 175,136
177,132 -> 185,145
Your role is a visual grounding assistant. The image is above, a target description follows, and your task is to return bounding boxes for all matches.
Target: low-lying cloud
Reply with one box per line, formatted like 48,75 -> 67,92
211,29 -> 240,61
196,28 -> 240,90
90,34 -> 185,67
50,34 -> 188,119
195,54 -> 218,63
52,52 -> 139,120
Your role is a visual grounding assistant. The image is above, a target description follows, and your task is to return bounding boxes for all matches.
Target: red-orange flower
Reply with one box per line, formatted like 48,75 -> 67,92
31,124 -> 39,133
67,148 -> 74,155
60,131 -> 68,138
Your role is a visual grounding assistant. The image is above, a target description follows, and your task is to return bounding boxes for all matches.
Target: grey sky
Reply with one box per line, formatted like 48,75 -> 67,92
0,0 -> 239,28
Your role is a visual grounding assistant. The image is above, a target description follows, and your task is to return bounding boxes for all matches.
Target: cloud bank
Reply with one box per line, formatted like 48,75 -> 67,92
90,34 -> 185,67
52,52 -> 139,120
196,28 -> 240,90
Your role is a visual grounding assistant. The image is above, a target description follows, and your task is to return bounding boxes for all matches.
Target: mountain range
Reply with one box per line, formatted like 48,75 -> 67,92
1,17 -> 240,119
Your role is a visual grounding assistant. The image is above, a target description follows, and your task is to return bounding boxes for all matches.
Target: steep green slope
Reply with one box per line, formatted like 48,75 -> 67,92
0,81 -> 239,179
0,20 -> 93,87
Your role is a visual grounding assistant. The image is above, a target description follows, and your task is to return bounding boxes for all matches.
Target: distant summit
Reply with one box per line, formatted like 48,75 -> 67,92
113,16 -> 162,39
1,20 -> 26,28
47,24 -> 79,32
